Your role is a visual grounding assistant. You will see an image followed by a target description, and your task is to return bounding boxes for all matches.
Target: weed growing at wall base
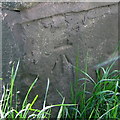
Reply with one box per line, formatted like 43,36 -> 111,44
62,61 -> 120,119
0,60 -> 120,119
0,61 -> 75,119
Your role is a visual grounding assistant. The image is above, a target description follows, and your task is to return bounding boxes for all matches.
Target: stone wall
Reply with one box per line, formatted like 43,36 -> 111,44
2,2 -> 118,111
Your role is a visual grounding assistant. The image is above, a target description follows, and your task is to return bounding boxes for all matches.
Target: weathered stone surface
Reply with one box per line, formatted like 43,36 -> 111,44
2,2 -> 118,115
20,2 -> 116,22
2,19 -> 20,83
2,2 -> 38,10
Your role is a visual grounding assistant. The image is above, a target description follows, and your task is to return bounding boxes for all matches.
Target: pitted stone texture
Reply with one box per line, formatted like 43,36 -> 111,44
20,2 -> 116,22
21,3 -> 118,106
2,21 -> 17,83
2,2 -> 38,10
2,2 -> 118,111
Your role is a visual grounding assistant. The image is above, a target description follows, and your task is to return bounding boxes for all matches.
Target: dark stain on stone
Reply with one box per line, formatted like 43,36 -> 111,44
31,39 -> 34,44
82,16 -> 86,25
51,24 -> 53,28
32,59 -> 36,64
60,54 -> 64,74
27,24 -> 29,26
24,53 -> 27,56
65,19 -> 69,24
51,61 -> 57,72
31,51 -> 34,56
67,39 -> 73,45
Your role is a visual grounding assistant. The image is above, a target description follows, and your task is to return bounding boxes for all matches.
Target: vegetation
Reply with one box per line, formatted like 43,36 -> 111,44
0,61 -> 75,119
62,60 -> 120,119
0,59 -> 120,119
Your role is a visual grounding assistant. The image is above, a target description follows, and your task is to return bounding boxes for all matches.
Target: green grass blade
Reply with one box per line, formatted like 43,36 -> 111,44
22,77 -> 38,109
41,78 -> 50,119
98,103 -> 120,120
57,97 -> 65,119
10,61 -> 20,107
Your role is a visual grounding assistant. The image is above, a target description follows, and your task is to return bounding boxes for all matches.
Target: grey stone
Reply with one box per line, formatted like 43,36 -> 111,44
20,2 -> 116,23
2,2 -> 118,115
2,19 -> 21,83
2,2 -> 38,10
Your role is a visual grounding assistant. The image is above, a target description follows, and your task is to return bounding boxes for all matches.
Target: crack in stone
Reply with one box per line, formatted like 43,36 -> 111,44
19,3 -> 117,24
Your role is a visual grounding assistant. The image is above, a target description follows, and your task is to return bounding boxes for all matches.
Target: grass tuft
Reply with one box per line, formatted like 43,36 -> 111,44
64,60 -> 120,119
0,61 -> 75,119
